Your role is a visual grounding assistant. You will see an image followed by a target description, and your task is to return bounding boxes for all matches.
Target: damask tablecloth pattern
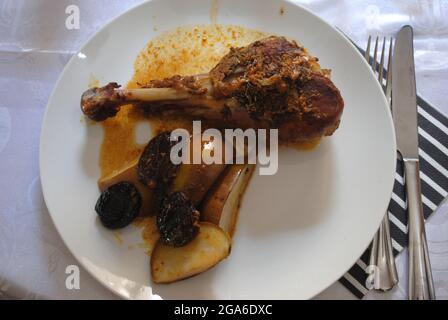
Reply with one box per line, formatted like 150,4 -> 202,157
0,0 -> 447,299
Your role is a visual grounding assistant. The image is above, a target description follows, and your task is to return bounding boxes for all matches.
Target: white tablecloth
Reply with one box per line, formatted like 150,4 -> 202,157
1,0 -> 447,300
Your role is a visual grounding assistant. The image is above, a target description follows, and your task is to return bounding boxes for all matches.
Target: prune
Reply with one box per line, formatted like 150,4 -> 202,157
138,132 -> 179,193
95,182 -> 141,229
157,192 -> 200,247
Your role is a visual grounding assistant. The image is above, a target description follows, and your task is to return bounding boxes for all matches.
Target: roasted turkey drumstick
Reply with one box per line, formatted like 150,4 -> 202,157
81,36 -> 344,143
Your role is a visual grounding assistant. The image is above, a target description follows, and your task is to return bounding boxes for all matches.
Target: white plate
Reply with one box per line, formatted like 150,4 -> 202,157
40,0 -> 396,299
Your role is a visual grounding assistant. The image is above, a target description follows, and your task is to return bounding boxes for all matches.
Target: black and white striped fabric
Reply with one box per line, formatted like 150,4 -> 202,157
339,95 -> 448,298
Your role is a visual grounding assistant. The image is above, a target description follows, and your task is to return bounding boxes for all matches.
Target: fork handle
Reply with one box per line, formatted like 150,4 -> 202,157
404,159 -> 435,300
369,212 -> 399,290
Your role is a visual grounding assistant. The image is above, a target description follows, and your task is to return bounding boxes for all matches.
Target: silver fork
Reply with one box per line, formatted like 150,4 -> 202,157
364,36 -> 399,291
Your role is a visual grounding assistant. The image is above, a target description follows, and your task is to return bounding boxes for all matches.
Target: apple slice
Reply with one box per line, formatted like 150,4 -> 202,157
98,158 -> 156,216
200,164 -> 255,237
170,161 -> 226,205
138,132 -> 226,206
151,222 -> 231,284
168,136 -> 226,205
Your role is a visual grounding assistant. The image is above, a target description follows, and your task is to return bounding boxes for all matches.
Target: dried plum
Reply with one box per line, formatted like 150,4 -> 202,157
95,182 -> 141,229
157,192 -> 200,247
138,132 -> 179,192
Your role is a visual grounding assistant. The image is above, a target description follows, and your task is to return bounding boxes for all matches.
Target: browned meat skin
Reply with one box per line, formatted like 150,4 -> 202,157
208,36 -> 343,141
81,36 -> 344,143
210,36 -> 320,98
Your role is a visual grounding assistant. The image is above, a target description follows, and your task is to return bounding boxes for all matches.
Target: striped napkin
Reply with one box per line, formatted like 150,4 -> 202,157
339,94 -> 448,298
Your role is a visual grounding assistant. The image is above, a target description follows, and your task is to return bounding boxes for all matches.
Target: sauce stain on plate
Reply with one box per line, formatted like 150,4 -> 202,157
279,5 -> 285,16
113,231 -> 123,245
210,0 -> 219,24
88,74 -> 100,88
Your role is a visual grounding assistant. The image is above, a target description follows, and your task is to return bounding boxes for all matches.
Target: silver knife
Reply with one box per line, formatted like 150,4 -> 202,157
392,25 -> 436,300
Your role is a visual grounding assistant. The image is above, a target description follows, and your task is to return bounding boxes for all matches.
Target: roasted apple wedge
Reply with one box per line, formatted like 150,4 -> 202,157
201,164 -> 255,236
98,158 -> 156,216
138,131 -> 226,206
151,222 -> 231,284
170,160 -> 226,205
164,135 -> 227,205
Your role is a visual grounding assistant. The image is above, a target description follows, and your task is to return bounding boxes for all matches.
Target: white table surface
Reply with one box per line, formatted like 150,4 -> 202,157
0,0 -> 447,300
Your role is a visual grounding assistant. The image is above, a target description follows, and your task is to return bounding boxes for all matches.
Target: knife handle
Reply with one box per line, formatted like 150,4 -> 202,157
404,159 -> 436,300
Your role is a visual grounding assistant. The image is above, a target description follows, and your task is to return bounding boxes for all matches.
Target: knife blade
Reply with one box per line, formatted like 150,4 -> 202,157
392,26 -> 419,159
392,25 -> 435,300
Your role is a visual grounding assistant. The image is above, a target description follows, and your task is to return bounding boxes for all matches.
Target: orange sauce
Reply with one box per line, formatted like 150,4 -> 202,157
133,215 -> 160,256
210,0 -> 219,24
279,5 -> 285,16
99,105 -> 146,178
88,74 -> 100,88
113,231 -> 123,245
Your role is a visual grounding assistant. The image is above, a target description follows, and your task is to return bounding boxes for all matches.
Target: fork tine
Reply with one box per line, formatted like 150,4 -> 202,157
378,37 -> 386,82
385,38 -> 393,102
365,35 -> 371,61
372,36 -> 379,72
